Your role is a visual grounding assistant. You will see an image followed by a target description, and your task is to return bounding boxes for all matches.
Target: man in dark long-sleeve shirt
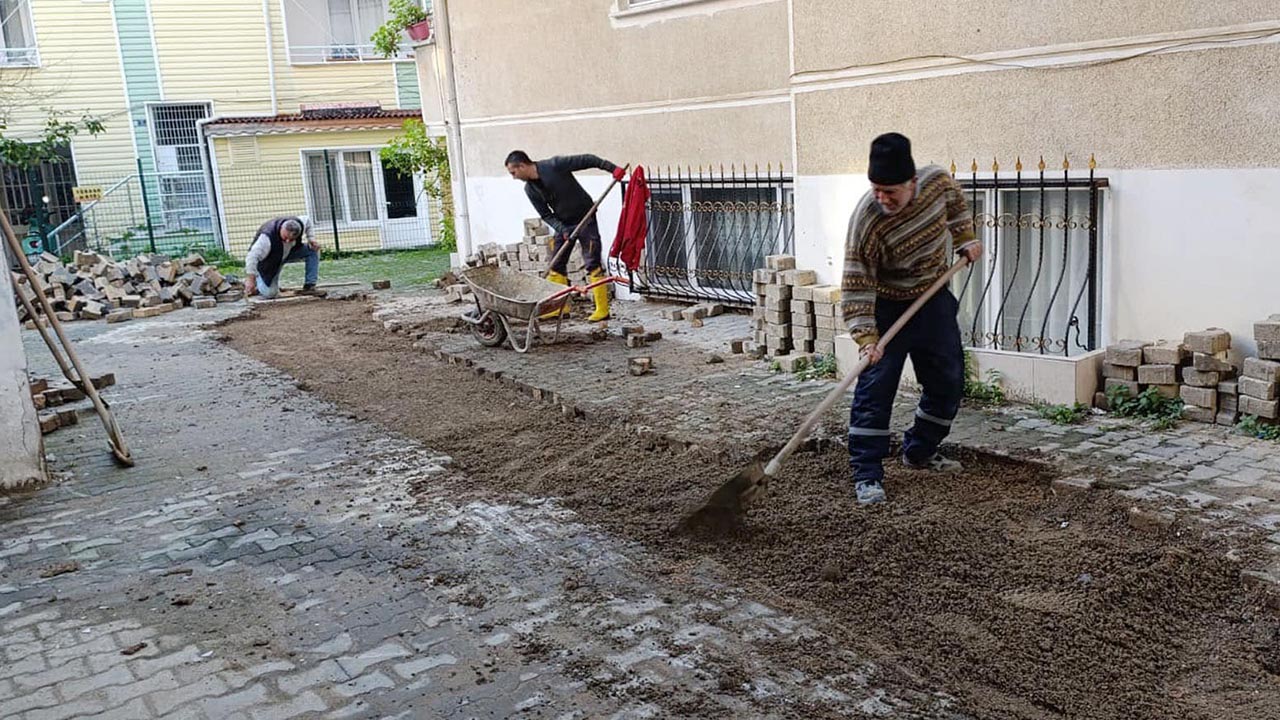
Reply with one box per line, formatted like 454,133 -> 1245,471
506,150 -> 625,322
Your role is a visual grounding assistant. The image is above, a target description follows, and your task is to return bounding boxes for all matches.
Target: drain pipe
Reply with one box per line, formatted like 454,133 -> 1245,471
262,0 -> 279,115
431,0 -> 473,260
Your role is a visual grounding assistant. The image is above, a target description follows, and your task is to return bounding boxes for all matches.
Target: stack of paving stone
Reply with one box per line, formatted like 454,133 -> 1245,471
1239,315 -> 1280,423
1256,314 -> 1280,362
464,219 -> 587,285
753,255 -> 797,358
747,255 -> 845,370
28,373 -> 114,435
1137,340 -> 1187,400
1179,328 -> 1236,424
13,250 -> 240,326
1101,339 -> 1150,400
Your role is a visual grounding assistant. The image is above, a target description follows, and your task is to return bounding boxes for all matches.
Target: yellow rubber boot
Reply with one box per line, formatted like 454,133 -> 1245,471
587,269 -> 610,323
539,270 -> 571,320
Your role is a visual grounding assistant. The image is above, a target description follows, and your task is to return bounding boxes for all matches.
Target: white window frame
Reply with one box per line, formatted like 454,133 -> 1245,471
612,0 -> 776,23
280,0 -> 421,65
0,0 -> 39,67
299,146 -> 387,229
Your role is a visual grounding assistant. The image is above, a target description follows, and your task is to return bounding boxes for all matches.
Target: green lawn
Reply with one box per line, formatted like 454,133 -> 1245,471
216,247 -> 452,290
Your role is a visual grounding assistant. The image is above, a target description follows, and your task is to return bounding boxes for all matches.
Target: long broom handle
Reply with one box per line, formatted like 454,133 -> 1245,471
1,212 -> 133,466
542,165 -> 629,278
762,258 -> 972,476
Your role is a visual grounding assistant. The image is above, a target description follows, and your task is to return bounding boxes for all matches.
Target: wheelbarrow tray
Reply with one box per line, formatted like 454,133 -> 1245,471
460,265 -> 569,320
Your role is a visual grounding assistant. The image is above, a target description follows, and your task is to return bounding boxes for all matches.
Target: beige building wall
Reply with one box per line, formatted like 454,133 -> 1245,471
792,1 -> 1280,74
445,0 -> 790,174
795,42 -> 1280,175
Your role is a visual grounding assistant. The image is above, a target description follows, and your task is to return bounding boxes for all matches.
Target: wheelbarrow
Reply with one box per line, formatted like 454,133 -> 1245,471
459,264 -> 628,353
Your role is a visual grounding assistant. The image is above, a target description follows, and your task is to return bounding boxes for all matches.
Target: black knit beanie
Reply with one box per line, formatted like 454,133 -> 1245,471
868,132 -> 916,185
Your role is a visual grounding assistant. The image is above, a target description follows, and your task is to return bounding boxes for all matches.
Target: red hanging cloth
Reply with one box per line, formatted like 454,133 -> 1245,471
609,166 -> 649,273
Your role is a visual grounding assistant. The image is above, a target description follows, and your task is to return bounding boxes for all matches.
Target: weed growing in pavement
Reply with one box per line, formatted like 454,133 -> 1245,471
1105,386 -> 1183,431
1036,402 -> 1090,425
1237,415 -> 1280,441
796,353 -> 839,381
962,351 -> 1006,405
769,359 -> 783,373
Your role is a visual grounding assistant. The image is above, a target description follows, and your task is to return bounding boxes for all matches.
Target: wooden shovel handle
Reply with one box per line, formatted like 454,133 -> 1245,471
762,258 -> 971,476
543,165 -> 629,277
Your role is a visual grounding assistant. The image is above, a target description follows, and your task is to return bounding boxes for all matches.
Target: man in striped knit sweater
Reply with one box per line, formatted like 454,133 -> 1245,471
844,133 -> 982,505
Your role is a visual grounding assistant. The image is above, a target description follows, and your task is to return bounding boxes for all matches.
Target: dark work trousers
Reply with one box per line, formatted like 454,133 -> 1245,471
549,217 -> 603,275
848,288 -> 964,483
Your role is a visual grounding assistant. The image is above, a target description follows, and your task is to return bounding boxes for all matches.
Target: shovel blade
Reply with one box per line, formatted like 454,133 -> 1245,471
680,460 -> 768,534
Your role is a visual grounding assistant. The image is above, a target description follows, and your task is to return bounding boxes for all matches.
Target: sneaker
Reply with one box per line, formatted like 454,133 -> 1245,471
297,284 -> 327,297
855,480 -> 886,505
901,452 -> 963,473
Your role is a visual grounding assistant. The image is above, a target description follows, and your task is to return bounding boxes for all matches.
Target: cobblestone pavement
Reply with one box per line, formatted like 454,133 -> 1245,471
380,294 -> 1280,581
2,304 -> 964,719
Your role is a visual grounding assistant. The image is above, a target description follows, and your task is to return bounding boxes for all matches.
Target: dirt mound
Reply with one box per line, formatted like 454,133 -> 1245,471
222,300 -> 1280,720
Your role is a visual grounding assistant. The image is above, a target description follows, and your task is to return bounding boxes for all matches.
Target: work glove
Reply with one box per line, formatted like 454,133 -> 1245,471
612,166 -> 626,181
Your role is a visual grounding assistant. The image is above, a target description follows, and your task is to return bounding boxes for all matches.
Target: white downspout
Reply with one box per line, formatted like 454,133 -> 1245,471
262,0 -> 280,115
430,0 -> 473,259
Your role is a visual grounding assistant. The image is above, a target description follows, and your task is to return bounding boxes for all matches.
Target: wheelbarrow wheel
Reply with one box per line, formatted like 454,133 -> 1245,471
471,311 -> 508,347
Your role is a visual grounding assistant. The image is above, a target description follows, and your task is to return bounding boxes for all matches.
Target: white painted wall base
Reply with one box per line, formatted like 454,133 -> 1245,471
0,269 -> 46,490
464,174 -> 638,299
834,334 -> 1102,406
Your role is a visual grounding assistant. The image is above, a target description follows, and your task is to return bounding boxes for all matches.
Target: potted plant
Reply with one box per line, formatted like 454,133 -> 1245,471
371,0 -> 431,58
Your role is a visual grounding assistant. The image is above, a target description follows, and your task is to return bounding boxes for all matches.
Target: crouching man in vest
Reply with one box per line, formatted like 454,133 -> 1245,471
244,216 -> 321,299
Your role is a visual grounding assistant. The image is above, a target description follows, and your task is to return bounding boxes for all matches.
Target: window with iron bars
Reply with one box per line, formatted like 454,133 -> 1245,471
0,0 -> 37,66
282,0 -> 428,64
628,167 -> 794,306
950,171 -> 1106,357
148,103 -> 214,233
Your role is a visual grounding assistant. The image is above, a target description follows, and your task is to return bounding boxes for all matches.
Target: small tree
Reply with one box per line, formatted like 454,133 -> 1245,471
0,112 -> 104,168
1,81 -> 105,258
371,0 -> 429,59
380,119 -> 455,251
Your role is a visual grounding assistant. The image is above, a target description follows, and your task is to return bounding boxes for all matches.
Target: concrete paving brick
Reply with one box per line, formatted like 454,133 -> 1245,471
275,660 -> 350,696
248,690 -> 327,720
201,682 -> 270,718
0,686 -> 58,717
394,653 -> 458,679
58,664 -> 135,703
149,673 -> 231,716
12,657 -> 87,692
334,671 -> 396,698
335,641 -> 412,677
103,669 -> 181,708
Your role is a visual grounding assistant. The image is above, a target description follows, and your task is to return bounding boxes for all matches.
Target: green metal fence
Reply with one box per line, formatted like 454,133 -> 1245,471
3,154 -> 442,260
215,152 -> 442,258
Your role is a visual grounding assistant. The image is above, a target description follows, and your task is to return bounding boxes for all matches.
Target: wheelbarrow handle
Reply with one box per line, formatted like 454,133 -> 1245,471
544,274 -> 630,304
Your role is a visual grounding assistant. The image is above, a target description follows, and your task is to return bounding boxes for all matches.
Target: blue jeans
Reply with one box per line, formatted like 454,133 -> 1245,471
848,289 -> 964,483
256,244 -> 320,298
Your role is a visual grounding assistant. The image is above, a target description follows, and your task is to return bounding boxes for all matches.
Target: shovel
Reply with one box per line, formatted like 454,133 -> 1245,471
681,258 -> 971,532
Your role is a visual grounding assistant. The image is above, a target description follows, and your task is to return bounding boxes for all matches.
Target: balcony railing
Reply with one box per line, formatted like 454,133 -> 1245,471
0,47 -> 38,66
287,43 -> 410,64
